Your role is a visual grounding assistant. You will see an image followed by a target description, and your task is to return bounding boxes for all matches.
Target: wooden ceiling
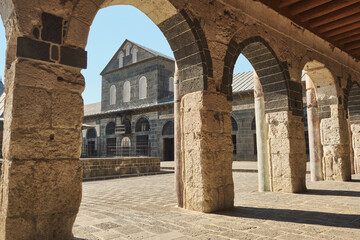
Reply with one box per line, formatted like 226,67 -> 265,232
259,0 -> 360,61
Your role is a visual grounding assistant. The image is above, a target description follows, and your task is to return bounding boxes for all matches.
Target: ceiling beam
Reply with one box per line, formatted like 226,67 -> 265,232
330,28 -> 360,41
288,0 -> 332,16
308,3 -> 360,28
345,42 -> 360,50
317,12 -> 360,33
323,21 -> 360,38
299,0 -> 359,22
278,0 -> 300,8
336,33 -> 360,45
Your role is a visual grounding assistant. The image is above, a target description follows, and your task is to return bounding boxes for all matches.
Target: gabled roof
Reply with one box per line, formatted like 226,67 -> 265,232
130,40 -> 174,61
100,39 -> 174,75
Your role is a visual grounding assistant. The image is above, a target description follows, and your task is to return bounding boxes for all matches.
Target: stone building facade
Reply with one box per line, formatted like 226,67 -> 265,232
82,41 -> 261,162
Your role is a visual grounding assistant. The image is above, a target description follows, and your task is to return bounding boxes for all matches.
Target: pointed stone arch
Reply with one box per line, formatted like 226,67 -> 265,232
223,36 -> 306,193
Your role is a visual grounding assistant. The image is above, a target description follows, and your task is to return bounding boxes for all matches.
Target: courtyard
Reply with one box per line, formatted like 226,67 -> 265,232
74,170 -> 360,240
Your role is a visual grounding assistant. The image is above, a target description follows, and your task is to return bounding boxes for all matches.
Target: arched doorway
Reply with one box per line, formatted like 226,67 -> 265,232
105,121 -> 116,156
162,121 -> 174,161
86,128 -> 97,157
135,117 -> 150,156
304,60 -> 351,181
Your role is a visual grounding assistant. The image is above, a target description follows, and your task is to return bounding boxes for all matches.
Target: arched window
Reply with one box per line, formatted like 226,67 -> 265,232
118,53 -> 123,68
251,117 -> 256,130
123,81 -> 130,102
162,121 -> 174,135
231,116 -> 238,131
121,137 -> 131,147
132,48 -> 137,63
139,76 -> 147,99
123,119 -> 131,134
110,85 -> 116,105
86,128 -> 97,139
126,44 -> 130,56
135,117 -> 150,132
105,122 -> 116,135
169,77 -> 174,92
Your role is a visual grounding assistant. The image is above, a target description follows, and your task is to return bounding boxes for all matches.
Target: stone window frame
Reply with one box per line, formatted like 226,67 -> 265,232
169,77 -> 174,93
123,81 -> 131,102
86,128 -> 97,139
132,47 -> 138,63
126,44 -> 131,56
135,117 -> 150,132
139,76 -> 147,99
110,85 -> 116,105
118,52 -> 124,68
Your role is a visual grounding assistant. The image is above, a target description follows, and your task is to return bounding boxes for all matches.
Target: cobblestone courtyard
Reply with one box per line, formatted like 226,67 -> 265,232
74,172 -> 360,240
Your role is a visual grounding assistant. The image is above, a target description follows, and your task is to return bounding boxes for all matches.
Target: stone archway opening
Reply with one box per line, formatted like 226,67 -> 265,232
224,36 -> 307,194
303,60 -> 351,182
0,0 -> 215,238
347,81 -> 360,174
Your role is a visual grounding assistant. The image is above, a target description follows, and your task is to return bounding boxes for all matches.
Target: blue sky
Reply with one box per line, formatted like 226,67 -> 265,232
0,5 -> 252,105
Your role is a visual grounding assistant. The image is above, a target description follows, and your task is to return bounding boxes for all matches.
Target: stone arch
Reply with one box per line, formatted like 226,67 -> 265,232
231,116 -> 238,132
86,128 -> 97,139
135,117 -> 150,132
223,36 -> 301,115
304,60 -> 351,181
223,36 -> 306,193
162,121 -> 174,136
347,81 -> 360,174
65,0 -> 212,96
105,121 -> 116,135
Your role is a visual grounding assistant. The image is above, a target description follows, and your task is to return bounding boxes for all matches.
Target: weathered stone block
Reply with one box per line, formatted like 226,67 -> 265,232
52,90 -> 83,128
64,17 -> 90,49
5,128 -> 82,160
10,85 -> 51,129
13,60 -> 85,93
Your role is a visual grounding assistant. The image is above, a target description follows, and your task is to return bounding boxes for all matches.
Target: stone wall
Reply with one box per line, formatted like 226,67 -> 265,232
81,157 -> 160,180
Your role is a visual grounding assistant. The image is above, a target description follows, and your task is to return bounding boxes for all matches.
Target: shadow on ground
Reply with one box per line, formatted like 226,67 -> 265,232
305,189 -> 360,197
216,206 -> 360,229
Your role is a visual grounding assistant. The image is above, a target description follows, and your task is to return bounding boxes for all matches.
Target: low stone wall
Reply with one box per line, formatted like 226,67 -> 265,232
81,157 -> 161,180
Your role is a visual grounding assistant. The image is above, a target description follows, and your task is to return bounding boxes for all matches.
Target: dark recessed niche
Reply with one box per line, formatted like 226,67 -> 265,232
41,12 -> 63,44
33,27 -> 40,39
51,45 -> 59,61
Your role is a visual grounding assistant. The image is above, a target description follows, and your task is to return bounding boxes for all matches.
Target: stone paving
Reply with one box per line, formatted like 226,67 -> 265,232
74,172 -> 360,240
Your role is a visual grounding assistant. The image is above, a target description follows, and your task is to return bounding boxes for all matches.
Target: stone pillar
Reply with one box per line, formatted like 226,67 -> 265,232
174,64 -> 183,208
0,60 -> 84,239
253,72 -> 270,192
181,91 -> 234,212
320,105 -> 351,181
266,111 -> 307,192
351,124 -> 360,174
305,75 -> 324,181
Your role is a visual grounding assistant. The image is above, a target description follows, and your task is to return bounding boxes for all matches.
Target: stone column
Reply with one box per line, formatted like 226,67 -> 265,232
174,64 -> 183,208
253,72 -> 270,192
181,91 -> 234,212
0,60 -> 84,239
351,124 -> 360,174
266,111 -> 307,192
305,75 -> 324,181
320,105 -> 351,181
